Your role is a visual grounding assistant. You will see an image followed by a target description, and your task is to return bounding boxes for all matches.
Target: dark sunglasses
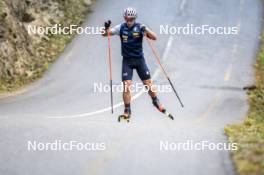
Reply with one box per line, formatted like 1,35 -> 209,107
124,17 -> 135,22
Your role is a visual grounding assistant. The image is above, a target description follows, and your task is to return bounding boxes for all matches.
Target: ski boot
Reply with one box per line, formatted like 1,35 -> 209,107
152,97 -> 174,120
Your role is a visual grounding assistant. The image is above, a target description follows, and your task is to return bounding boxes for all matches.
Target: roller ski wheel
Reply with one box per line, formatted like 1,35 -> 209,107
161,109 -> 174,120
153,100 -> 174,120
118,114 -> 130,123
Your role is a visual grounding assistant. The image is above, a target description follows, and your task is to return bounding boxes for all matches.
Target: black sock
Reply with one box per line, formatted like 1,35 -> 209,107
151,96 -> 158,103
124,103 -> 131,114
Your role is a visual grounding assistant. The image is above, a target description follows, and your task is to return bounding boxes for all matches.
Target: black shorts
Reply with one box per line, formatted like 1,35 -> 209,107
122,57 -> 151,81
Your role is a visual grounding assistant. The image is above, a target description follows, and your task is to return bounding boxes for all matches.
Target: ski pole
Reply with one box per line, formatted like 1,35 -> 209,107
146,37 -> 184,108
107,30 -> 114,113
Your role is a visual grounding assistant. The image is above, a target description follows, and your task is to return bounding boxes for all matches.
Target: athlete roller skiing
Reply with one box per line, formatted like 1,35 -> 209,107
102,7 -> 175,122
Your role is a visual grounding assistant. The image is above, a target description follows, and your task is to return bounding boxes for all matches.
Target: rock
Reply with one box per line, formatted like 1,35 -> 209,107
84,0 -> 92,6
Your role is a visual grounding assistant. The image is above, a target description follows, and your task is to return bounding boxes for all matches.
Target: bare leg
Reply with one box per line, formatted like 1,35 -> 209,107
143,79 -> 157,97
123,80 -> 132,116
143,79 -> 164,111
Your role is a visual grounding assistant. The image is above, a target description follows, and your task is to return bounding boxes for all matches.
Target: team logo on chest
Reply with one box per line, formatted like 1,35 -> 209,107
133,26 -> 139,32
122,35 -> 128,42
123,30 -> 129,35
132,26 -> 140,38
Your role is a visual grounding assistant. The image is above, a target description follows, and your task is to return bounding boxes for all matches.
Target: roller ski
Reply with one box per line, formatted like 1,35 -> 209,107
118,114 -> 131,122
161,109 -> 174,120
118,104 -> 131,122
152,97 -> 174,120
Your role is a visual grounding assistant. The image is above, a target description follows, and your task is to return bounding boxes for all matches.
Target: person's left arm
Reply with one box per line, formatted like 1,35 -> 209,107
141,24 -> 157,40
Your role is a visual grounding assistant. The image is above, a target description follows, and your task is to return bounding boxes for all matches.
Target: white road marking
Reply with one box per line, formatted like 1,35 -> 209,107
180,0 -> 187,11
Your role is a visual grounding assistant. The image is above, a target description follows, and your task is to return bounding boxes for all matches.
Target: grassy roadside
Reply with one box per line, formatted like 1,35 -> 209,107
0,0 -> 2,15
0,0 -> 94,92
225,32 -> 264,175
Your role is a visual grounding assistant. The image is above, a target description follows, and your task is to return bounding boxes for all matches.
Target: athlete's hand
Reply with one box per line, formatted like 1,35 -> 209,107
140,24 -> 147,32
142,25 -> 157,40
104,20 -> 112,30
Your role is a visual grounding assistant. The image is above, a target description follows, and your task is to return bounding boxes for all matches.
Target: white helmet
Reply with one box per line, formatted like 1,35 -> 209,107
123,7 -> 137,19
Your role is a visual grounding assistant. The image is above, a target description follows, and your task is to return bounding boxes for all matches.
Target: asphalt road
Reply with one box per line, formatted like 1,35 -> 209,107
0,0 -> 263,175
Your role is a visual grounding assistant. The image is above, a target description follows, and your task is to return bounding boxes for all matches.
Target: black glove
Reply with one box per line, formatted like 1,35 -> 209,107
104,20 -> 111,30
141,24 -> 146,32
